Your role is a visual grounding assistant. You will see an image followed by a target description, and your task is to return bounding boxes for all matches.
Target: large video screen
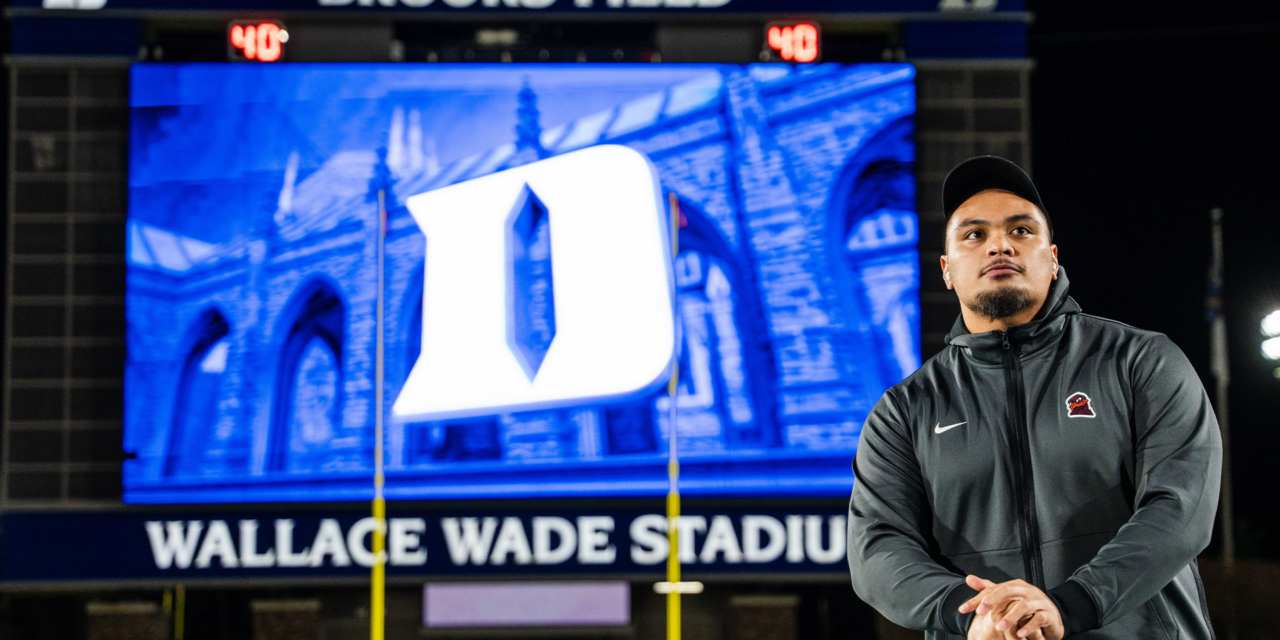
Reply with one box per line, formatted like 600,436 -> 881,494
125,63 -> 918,504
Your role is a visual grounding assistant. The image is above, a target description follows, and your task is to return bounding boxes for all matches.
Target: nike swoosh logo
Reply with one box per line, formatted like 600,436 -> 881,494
934,421 -> 967,434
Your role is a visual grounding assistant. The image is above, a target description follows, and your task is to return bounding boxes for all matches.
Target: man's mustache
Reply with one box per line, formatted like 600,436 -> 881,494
981,260 -> 1024,275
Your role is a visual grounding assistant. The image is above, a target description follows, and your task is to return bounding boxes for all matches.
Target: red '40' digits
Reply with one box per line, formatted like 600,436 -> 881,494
230,22 -> 288,62
767,23 -> 819,63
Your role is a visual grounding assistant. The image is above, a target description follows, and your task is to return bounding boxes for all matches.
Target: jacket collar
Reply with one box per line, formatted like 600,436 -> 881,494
945,267 -> 1081,364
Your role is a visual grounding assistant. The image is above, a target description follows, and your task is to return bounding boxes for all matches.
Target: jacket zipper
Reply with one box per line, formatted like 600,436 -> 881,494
1001,331 -> 1045,590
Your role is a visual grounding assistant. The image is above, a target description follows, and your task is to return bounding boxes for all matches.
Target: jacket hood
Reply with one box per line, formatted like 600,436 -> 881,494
945,266 -> 1081,362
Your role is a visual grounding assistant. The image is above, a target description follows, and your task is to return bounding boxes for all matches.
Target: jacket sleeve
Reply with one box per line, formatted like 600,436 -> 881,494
848,391 -> 976,635
1048,334 -> 1223,635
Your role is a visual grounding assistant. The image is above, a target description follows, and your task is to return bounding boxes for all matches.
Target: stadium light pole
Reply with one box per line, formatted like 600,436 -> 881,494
1207,208 -> 1235,569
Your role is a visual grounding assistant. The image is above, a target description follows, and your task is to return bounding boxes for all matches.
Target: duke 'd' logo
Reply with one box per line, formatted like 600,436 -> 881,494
393,145 -> 676,422
1065,392 -> 1096,418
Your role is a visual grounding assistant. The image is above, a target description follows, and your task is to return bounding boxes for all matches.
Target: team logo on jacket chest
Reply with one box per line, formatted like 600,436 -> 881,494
1065,392 -> 1096,418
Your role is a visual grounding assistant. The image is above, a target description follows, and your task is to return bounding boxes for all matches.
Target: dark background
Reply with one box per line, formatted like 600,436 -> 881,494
1,3 -> 1276,638
1028,1 -> 1280,559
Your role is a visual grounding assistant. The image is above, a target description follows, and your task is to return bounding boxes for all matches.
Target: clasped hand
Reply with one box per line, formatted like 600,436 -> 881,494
961,575 -> 1065,640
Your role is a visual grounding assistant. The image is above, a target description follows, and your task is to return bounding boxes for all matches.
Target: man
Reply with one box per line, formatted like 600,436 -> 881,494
847,156 -> 1221,639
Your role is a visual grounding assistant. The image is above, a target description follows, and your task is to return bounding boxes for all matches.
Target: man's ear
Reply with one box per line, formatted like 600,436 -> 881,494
1050,244 -> 1059,280
940,254 -> 952,290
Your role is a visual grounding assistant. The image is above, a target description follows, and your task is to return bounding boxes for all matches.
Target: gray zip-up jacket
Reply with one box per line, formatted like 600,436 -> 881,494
848,269 -> 1221,639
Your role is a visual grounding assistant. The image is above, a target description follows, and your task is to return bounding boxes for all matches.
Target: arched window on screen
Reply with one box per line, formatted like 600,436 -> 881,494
603,196 -> 777,455
269,281 -> 346,474
827,116 -> 921,391
165,309 -> 230,478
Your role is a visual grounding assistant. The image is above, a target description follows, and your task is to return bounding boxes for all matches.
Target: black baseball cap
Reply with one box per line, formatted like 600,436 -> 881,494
942,155 -> 1051,240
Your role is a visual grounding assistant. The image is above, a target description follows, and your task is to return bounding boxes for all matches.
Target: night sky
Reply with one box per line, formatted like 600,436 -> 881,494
1028,1 -> 1280,559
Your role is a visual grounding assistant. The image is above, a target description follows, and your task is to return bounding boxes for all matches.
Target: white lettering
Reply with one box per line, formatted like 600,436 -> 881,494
442,0 -> 477,6
317,0 -> 354,4
347,517 -> 385,568
195,520 -> 239,569
699,515 -> 743,564
239,520 -> 276,568
805,515 -> 846,564
389,518 -> 428,566
310,519 -> 352,567
145,521 -> 203,570
629,514 -> 668,565
275,520 -> 312,567
576,516 -> 616,564
741,515 -> 786,563
522,0 -> 556,7
939,0 -> 998,9
674,516 -> 706,564
441,517 -> 498,565
399,0 -> 434,5
386,519 -> 427,565
574,0 -> 593,5
785,515 -> 805,563
532,517 -> 577,565
490,517 -> 534,565
695,0 -> 729,6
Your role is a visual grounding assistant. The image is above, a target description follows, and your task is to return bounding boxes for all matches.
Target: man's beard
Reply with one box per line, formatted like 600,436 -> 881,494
967,285 -> 1036,322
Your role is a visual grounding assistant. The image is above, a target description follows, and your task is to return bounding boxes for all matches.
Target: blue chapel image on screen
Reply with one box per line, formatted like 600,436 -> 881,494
124,63 -> 919,504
